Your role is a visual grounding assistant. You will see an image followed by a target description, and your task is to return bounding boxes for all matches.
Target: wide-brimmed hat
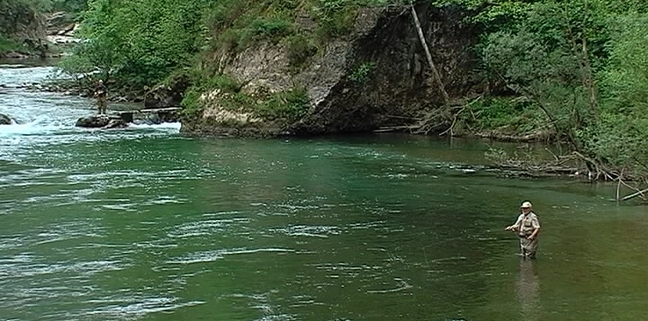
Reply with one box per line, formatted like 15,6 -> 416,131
520,201 -> 533,208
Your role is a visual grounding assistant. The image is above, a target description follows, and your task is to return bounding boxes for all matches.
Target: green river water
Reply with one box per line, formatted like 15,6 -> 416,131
1,61 -> 647,321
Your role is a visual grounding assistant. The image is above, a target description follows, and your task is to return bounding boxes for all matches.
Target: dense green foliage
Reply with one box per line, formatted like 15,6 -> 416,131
61,0 -> 209,88
0,36 -> 21,52
435,0 -> 648,181
580,14 -> 648,175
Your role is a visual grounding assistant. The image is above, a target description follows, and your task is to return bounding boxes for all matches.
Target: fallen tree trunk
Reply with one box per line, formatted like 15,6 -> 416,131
410,4 -> 449,105
621,188 -> 648,202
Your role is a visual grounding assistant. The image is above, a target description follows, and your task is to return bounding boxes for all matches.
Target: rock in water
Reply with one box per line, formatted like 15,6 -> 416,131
103,119 -> 127,129
0,113 -> 13,125
75,115 -> 110,128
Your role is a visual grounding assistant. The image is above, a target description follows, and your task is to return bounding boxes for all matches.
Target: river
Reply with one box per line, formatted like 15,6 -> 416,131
1,60 -> 647,321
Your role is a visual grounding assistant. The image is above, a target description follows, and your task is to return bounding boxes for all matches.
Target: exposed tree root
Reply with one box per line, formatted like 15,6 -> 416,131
493,149 -> 648,202
621,188 -> 648,202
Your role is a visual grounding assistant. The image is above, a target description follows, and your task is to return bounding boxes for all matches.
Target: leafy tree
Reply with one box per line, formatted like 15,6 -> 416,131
51,0 -> 87,12
449,0 -> 648,181
64,0 -> 124,81
479,1 -> 606,148
60,0 -> 209,88
600,14 -> 648,116
582,13 -> 648,178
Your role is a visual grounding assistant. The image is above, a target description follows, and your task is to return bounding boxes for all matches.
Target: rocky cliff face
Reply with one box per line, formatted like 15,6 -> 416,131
0,0 -> 46,40
181,3 -> 480,137
0,0 -> 49,57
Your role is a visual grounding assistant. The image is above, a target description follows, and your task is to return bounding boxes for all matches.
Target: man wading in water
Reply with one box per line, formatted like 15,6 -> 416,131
505,201 -> 541,259
94,79 -> 108,114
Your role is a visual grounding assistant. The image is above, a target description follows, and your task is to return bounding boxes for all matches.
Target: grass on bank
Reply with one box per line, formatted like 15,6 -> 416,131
0,36 -> 25,54
456,97 -> 550,135
204,0 -> 394,58
182,73 -> 310,124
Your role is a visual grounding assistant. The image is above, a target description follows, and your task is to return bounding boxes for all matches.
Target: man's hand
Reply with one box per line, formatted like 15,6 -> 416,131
505,225 -> 515,231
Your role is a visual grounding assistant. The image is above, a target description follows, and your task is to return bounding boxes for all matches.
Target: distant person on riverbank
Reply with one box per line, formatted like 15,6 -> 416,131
505,201 -> 541,259
94,79 -> 107,114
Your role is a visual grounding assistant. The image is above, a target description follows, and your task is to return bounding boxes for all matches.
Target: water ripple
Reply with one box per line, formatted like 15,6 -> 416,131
167,217 -> 252,238
167,248 -> 295,264
84,297 -> 204,320
271,225 -> 341,238
0,259 -> 125,278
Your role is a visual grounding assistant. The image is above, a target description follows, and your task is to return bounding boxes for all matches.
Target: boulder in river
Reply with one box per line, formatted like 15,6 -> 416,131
143,110 -> 181,124
0,113 -> 13,125
75,115 -> 110,128
75,115 -> 129,129
103,118 -> 128,129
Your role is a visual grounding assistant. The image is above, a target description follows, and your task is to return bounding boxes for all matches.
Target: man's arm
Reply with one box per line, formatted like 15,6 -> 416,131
528,227 -> 539,240
505,215 -> 522,231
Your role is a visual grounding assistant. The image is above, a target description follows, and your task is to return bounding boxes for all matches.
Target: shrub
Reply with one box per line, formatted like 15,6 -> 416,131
349,62 -> 375,83
0,36 -> 21,53
256,87 -> 310,122
181,73 -> 243,114
286,34 -> 318,67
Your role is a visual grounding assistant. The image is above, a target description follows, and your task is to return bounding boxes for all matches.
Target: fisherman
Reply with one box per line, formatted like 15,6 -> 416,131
505,201 -> 541,259
94,79 -> 108,114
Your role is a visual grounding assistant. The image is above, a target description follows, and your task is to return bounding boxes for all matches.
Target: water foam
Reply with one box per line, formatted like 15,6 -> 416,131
1,65 -> 181,144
